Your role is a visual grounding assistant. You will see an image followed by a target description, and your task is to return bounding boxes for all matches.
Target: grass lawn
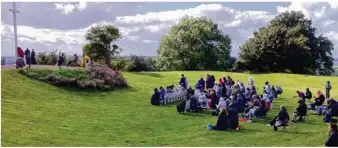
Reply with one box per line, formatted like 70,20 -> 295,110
2,70 -> 338,146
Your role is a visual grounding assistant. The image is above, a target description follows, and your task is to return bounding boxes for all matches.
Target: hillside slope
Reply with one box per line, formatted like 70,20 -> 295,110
1,70 -> 338,146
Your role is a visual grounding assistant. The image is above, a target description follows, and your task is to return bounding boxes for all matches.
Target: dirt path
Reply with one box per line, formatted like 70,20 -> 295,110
1,64 -> 84,70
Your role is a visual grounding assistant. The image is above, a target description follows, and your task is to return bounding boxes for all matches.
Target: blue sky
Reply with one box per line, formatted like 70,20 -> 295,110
1,2 -> 338,58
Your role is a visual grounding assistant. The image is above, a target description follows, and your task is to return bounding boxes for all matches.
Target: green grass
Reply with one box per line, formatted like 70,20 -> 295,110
2,70 -> 338,146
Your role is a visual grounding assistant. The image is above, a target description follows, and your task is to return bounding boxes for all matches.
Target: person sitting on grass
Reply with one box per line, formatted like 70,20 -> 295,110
323,98 -> 338,123
266,105 -> 290,131
208,90 -> 218,109
325,123 -> 338,147
228,103 -> 239,130
216,83 -> 223,98
292,100 -> 307,122
294,90 -> 306,102
304,88 -> 313,102
198,77 -> 205,91
67,54 -> 79,66
159,87 -> 166,104
211,108 -> 229,131
274,85 -> 283,97
151,88 -> 161,106
310,91 -> 326,111
243,95 -> 261,123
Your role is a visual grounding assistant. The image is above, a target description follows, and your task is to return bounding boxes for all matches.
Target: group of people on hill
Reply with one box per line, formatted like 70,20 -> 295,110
57,53 -> 90,69
16,47 -> 37,68
149,74 -> 338,146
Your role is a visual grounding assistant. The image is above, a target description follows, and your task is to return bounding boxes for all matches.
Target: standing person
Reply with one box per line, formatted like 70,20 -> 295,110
206,74 -> 212,89
325,124 -> 338,147
179,74 -> 187,89
211,75 -> 216,88
31,49 -> 37,64
57,53 -> 65,70
198,77 -> 205,90
326,81 -> 332,99
24,48 -> 31,65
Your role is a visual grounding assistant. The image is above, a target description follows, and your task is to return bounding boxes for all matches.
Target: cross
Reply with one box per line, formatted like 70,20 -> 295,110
9,2 -> 20,57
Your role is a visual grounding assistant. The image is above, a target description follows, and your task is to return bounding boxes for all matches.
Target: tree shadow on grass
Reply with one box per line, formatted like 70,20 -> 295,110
131,72 -> 163,78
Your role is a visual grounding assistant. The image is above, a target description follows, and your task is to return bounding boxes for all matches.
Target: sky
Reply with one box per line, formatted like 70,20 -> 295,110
1,1 -> 338,58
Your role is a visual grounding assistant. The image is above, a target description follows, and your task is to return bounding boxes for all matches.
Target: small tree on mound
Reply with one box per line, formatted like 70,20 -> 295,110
84,25 -> 122,68
235,11 -> 334,75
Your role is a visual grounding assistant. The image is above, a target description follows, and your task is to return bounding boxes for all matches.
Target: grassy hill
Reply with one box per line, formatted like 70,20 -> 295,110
2,70 -> 338,146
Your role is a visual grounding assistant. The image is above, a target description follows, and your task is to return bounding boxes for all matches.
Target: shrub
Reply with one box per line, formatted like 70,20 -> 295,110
126,55 -> 156,72
19,64 -> 127,90
37,50 -> 58,65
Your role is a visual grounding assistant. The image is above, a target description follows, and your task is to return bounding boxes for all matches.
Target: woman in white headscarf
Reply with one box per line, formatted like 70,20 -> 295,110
217,97 -> 227,110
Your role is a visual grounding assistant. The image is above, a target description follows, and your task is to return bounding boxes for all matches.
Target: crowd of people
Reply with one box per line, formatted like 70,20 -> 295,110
150,74 -> 337,146
15,47 -> 37,68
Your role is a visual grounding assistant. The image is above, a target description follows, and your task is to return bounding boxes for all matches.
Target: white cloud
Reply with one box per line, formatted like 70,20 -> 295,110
77,2 -> 87,11
322,20 -> 336,27
54,2 -> 87,14
127,36 -> 140,41
54,3 -> 76,15
324,31 -> 338,41
143,40 -> 156,44
116,4 -> 226,25
143,23 -> 170,33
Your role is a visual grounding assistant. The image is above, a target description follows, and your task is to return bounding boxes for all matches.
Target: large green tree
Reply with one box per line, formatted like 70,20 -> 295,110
83,25 -> 121,67
235,11 -> 334,75
156,16 -> 233,71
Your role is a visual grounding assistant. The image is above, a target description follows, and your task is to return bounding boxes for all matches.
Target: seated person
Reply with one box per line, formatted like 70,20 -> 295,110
187,87 -> 195,96
198,93 -> 208,109
292,100 -> 307,122
294,90 -> 306,102
228,103 -> 239,130
318,99 -> 336,115
212,97 -> 230,116
323,98 -> 338,123
211,108 -> 229,131
325,123 -> 338,147
208,90 -> 218,109
267,105 -> 290,131
235,97 -> 245,113
159,87 -> 166,104
274,85 -> 283,96
243,96 -> 261,123
190,95 -> 201,112
310,91 -> 325,111
151,88 -> 161,106
304,88 -> 312,101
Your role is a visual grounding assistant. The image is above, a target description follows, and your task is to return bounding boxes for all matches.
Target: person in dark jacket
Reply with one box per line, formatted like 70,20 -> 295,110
30,49 -> 37,64
228,103 -> 239,130
294,90 -> 306,102
151,88 -> 161,106
325,123 -> 338,147
211,75 -> 216,88
212,108 -> 229,131
57,53 -> 65,70
24,48 -> 30,65
198,77 -> 205,90
206,74 -> 212,89
179,74 -> 187,89
267,105 -> 290,131
304,88 -> 312,102
323,99 -> 338,123
292,100 -> 307,122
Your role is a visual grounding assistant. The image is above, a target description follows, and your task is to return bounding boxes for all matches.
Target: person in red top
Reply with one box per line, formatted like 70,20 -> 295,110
16,47 -> 25,68
17,47 -> 24,58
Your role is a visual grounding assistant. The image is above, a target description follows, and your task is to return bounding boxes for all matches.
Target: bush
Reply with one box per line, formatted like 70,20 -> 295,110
126,55 -> 156,72
18,64 -> 127,89
37,50 -> 58,65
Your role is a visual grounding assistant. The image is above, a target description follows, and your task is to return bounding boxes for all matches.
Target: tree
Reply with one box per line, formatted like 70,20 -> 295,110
235,11 -> 334,75
84,25 -> 122,67
156,16 -> 233,71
